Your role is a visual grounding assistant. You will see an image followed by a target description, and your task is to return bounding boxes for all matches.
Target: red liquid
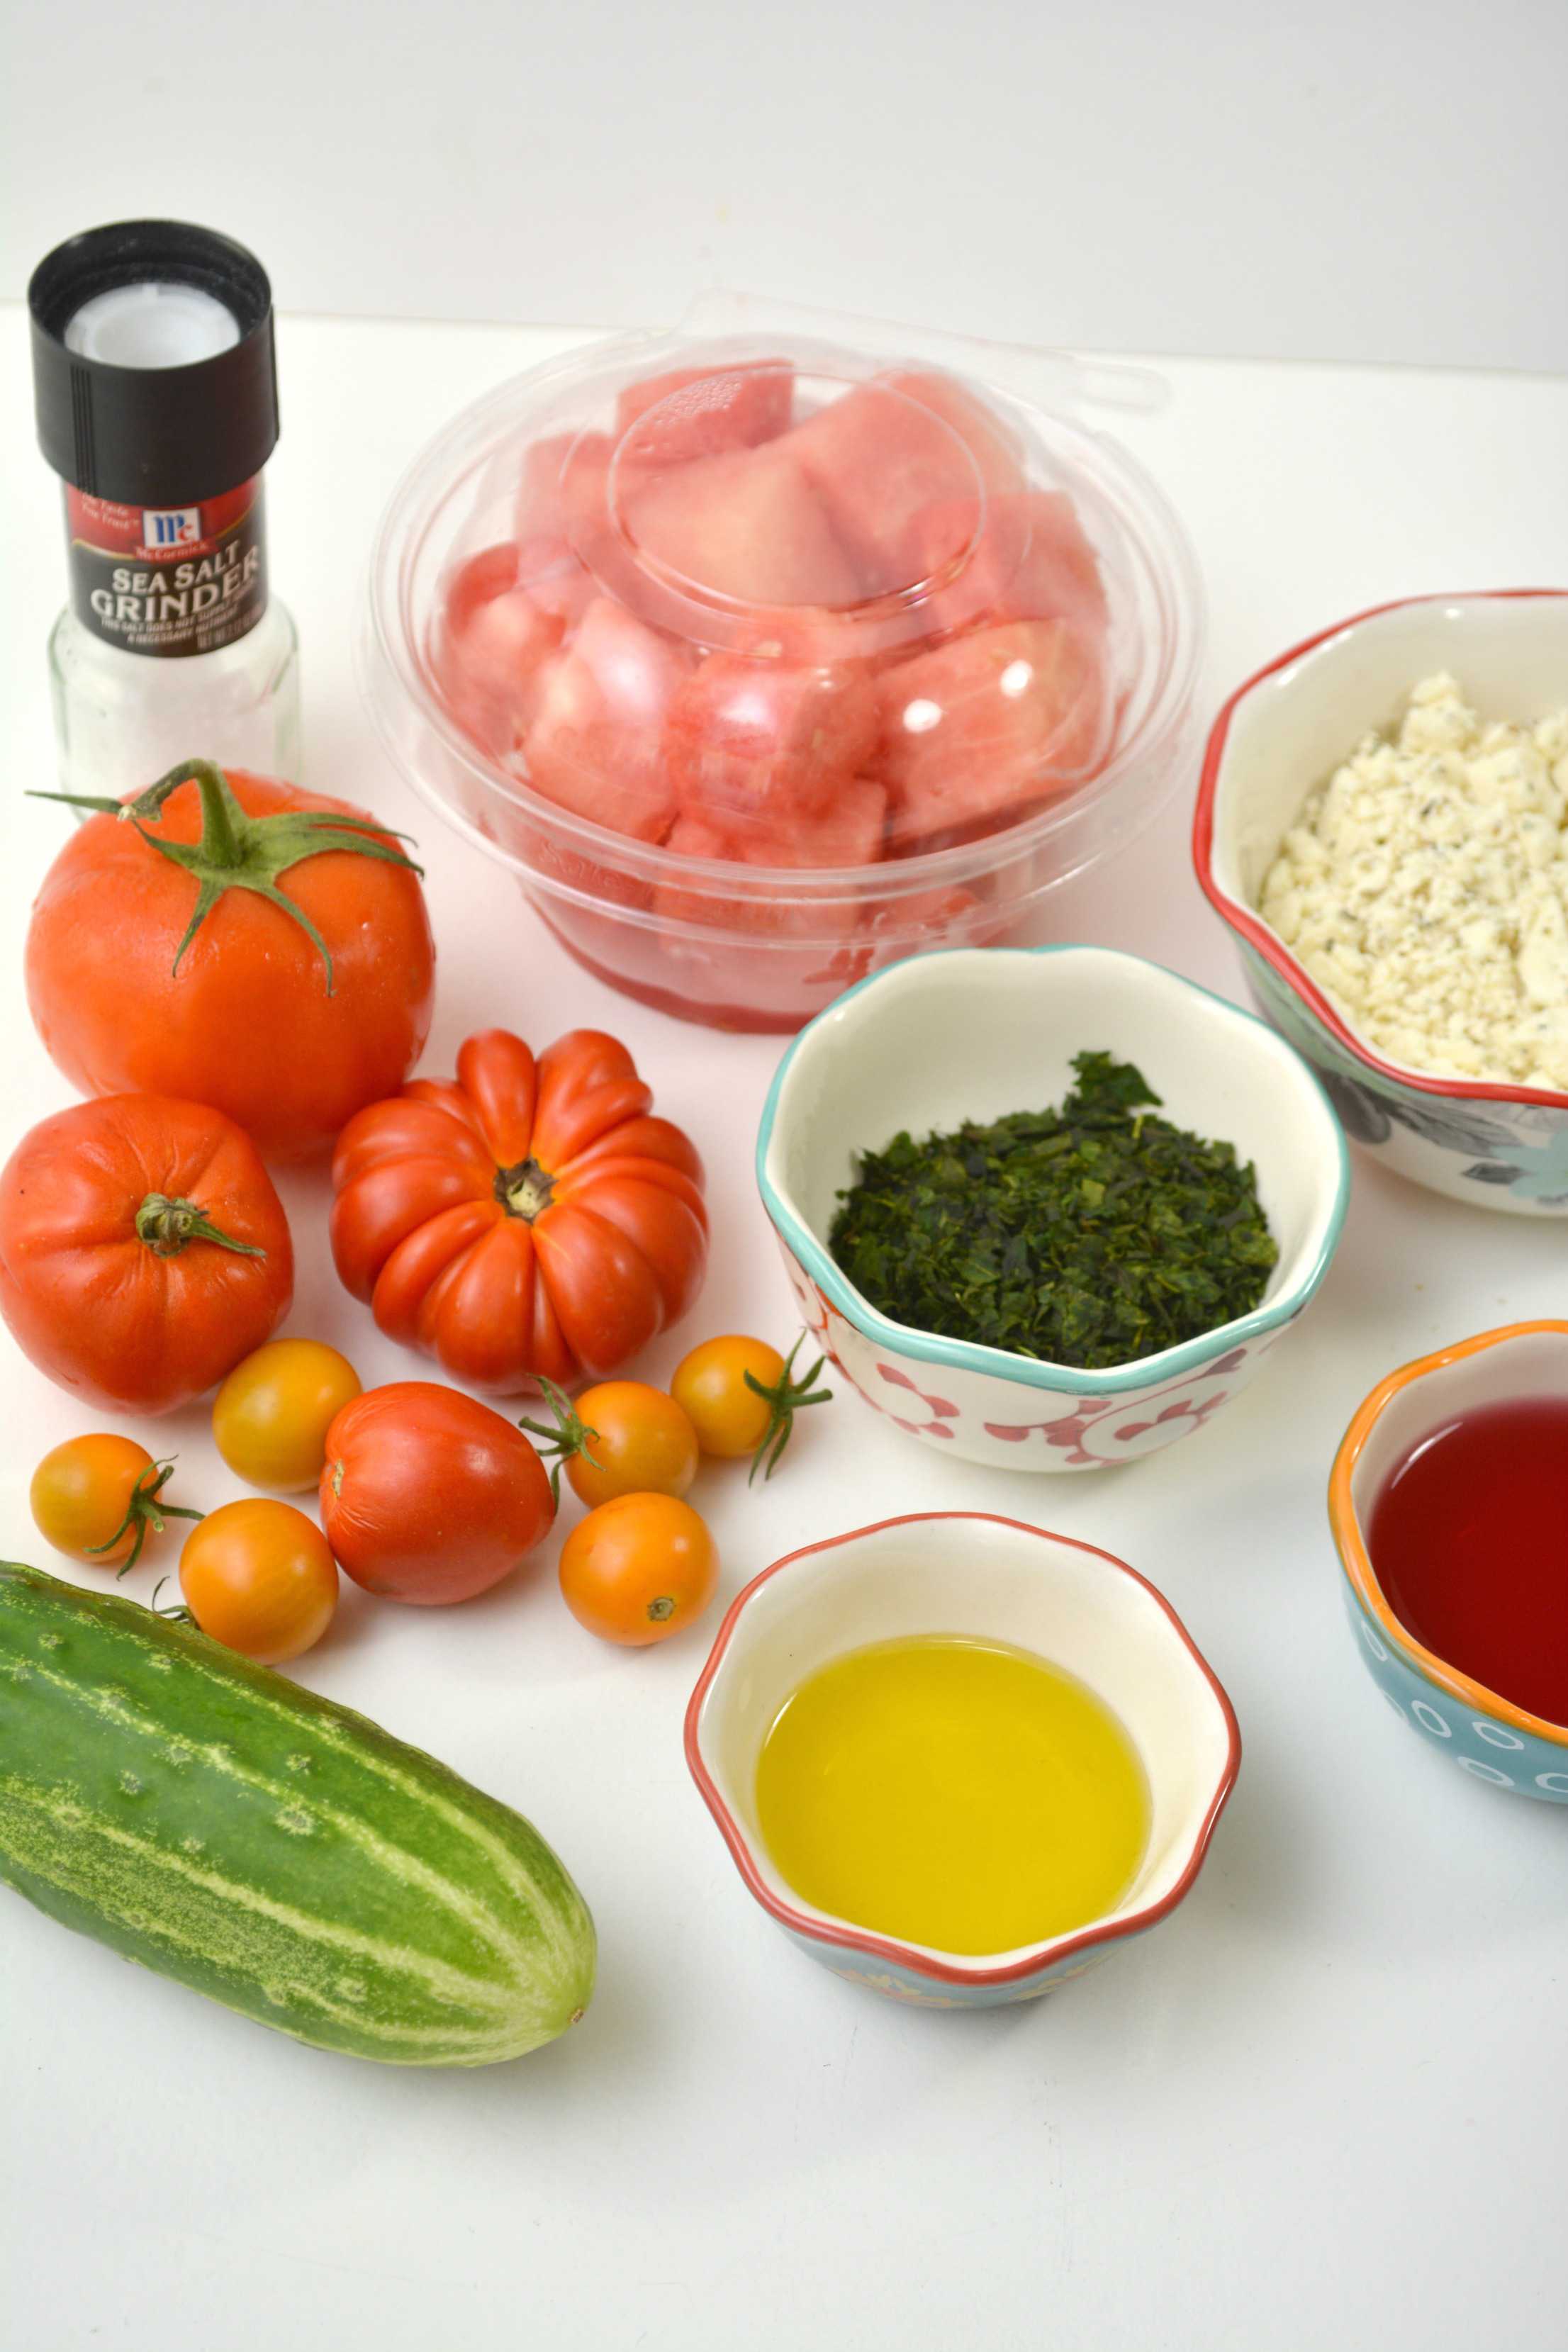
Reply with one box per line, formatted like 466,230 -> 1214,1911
1367,1395 -> 1568,1725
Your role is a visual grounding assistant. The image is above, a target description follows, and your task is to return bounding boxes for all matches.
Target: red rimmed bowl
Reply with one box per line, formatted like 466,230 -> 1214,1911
1194,589 -> 1568,1212
684,1511 -> 1240,2009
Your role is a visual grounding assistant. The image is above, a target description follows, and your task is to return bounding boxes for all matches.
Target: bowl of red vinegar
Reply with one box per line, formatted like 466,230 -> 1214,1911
1331,1320 -> 1568,1799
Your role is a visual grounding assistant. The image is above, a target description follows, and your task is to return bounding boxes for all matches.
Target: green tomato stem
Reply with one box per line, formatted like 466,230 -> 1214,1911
744,1333 -> 833,1483
86,1459 -> 204,1579
135,1193 -> 266,1260
29,758 -> 424,996
517,1377 -> 603,1508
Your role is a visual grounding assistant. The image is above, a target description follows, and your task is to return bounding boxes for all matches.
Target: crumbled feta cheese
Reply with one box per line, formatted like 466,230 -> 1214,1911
1258,674 -> 1568,1090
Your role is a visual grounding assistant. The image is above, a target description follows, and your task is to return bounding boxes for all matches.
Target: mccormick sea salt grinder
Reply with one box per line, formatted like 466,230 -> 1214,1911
28,219 -> 301,801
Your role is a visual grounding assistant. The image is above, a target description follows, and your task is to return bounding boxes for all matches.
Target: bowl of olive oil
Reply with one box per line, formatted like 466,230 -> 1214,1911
685,1510 -> 1240,2007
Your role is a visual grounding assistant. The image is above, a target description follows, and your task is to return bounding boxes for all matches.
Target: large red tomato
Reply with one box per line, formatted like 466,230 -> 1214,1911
330,1028 -> 707,1393
26,760 -> 436,1160
320,1382 -> 555,1604
0,1094 -> 293,1413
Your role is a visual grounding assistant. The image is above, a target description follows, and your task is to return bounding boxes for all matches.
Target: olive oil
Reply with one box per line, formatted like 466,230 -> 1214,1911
755,1634 -> 1150,1955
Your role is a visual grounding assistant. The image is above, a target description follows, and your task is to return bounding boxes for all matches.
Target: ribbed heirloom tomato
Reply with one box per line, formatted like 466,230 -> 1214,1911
330,1029 -> 707,1393
26,760 -> 436,1160
0,1094 -> 293,1413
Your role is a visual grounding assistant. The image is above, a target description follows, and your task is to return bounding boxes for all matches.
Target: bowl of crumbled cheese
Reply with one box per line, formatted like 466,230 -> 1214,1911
1194,589 -> 1568,1214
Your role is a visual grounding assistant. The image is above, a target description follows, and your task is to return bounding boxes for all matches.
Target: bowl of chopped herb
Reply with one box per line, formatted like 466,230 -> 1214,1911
756,944 -> 1350,1469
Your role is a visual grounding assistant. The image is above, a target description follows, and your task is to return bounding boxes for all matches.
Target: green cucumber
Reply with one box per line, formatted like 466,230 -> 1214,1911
0,1563 -> 594,2067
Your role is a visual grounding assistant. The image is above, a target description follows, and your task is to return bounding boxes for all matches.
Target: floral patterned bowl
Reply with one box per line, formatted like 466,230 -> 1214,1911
1194,588 -> 1568,1213
755,943 -> 1349,1470
1330,1321 -> 1568,1801
684,1511 -> 1241,2007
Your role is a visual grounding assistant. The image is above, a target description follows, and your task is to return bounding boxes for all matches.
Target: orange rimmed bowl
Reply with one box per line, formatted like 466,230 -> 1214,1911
1330,1320 -> 1568,1799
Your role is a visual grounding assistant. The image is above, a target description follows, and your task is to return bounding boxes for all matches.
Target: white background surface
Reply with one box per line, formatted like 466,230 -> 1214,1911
3,305 -> 1568,2349
5,0 -> 1568,371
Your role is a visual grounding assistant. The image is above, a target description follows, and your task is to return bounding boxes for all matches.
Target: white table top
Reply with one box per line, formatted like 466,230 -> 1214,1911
1,308 -> 1566,2352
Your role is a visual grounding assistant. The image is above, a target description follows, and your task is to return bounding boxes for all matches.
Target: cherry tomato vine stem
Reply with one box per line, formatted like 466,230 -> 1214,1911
743,1335 -> 832,1482
89,1457 -> 203,1578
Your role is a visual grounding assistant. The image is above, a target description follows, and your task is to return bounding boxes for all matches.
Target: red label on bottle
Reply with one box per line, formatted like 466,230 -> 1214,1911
65,478 -> 268,658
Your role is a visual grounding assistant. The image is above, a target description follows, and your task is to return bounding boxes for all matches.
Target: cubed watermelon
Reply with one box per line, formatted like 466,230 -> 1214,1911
873,619 -> 1111,849
515,430 -> 615,559
788,370 -> 1025,593
621,442 -> 860,609
514,534 -> 598,632
879,371 -> 1026,495
522,598 -> 687,842
656,779 -> 887,940
615,362 -> 794,465
435,542 -> 565,751
666,654 -> 880,829
912,489 -> 1109,642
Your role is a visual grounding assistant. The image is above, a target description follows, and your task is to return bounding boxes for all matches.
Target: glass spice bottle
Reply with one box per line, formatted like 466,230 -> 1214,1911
28,218 -> 301,804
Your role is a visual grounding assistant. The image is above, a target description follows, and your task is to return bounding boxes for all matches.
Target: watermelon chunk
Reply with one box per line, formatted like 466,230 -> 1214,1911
788,370 -> 1025,593
656,780 -> 887,941
514,535 -> 597,633
435,542 -> 565,752
666,654 -> 880,829
515,430 -> 615,566
879,371 -> 1026,495
912,490 -> 1109,643
615,363 -> 794,465
873,620 -> 1111,849
522,598 -> 687,842
621,442 -> 860,609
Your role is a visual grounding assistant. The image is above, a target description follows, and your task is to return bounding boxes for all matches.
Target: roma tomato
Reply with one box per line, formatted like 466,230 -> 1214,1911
0,1094 -> 293,1414
26,760 -> 436,1160
330,1029 -> 707,1394
30,1434 -> 199,1574
213,1338 -> 362,1492
671,1333 -> 831,1479
557,1493 -> 718,1647
320,1382 -> 555,1606
522,1379 -> 699,1508
179,1499 -> 338,1664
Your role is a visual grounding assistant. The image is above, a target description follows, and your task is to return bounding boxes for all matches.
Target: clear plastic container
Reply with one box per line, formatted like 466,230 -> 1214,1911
362,300 -> 1204,1031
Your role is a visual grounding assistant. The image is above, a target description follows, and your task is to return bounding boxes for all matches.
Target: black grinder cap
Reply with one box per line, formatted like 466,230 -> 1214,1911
29,219 -> 279,508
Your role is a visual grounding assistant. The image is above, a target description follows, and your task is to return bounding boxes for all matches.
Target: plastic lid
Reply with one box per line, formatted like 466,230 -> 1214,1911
29,219 -> 279,504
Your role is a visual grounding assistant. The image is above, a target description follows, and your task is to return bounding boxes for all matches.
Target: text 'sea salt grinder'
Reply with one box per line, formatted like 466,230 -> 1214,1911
28,220 -> 301,803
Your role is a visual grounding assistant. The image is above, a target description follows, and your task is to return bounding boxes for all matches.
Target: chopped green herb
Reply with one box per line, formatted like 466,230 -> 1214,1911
828,1051 -> 1278,1370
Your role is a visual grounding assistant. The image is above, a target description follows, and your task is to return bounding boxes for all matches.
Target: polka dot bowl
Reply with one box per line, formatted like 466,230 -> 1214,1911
1330,1320 -> 1568,1801
684,1511 -> 1241,2007
756,943 -> 1350,1471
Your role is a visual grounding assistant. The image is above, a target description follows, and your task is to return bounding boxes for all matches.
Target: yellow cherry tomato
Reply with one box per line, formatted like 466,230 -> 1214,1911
30,1433 -> 198,1573
671,1333 -> 831,1479
179,1499 -> 338,1664
213,1338 -> 362,1492
522,1379 -> 699,1508
558,1492 -> 718,1647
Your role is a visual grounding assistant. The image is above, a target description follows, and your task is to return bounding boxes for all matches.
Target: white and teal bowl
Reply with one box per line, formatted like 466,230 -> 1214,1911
684,1511 -> 1241,2007
1195,589 -> 1568,1212
1331,1320 -> 1568,1800
756,943 -> 1350,1471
